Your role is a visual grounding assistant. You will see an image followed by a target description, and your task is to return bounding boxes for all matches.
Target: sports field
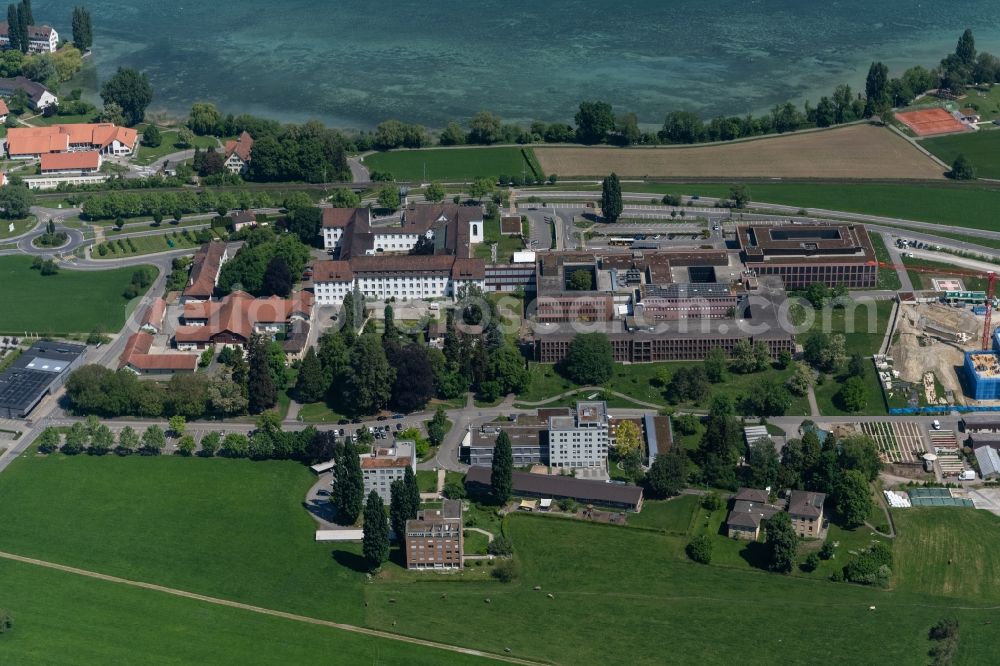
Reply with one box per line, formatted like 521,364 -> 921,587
362,146 -> 542,182
895,108 -> 970,137
921,129 -> 1000,179
0,256 -> 158,335
534,125 -> 944,180
0,451 -> 998,663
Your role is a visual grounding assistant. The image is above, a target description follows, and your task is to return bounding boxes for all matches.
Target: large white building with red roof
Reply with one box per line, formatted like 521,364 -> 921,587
6,123 -> 138,159
173,290 -> 314,350
0,22 -> 58,53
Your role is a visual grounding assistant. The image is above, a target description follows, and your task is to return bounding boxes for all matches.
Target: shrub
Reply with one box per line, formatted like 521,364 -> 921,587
442,481 -> 467,500
557,498 -> 578,512
701,493 -> 722,511
491,560 -> 516,583
819,540 -> 835,560
685,535 -> 713,564
487,535 -> 513,557
800,552 -> 820,572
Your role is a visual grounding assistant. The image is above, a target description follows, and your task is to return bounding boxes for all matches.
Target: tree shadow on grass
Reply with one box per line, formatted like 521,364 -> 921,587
332,549 -> 370,573
739,541 -> 771,571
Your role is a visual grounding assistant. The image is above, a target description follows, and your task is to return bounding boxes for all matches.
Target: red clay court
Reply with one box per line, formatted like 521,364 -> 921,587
895,107 -> 971,137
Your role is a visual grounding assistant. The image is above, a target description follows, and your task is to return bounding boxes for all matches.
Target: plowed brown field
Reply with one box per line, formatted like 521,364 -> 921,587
534,124 -> 945,180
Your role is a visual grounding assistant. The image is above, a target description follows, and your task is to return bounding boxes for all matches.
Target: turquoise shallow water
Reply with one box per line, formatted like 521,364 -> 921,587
32,0 -> 1000,129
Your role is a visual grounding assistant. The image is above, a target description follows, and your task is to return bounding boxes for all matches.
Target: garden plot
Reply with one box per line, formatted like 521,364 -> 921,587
860,421 -> 927,464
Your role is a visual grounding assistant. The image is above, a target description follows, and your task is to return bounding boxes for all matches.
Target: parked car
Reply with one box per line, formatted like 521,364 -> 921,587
392,413 -> 405,419
337,418 -> 349,425
395,423 -> 403,431
377,415 -> 388,421
338,428 -> 345,436
351,418 -> 362,424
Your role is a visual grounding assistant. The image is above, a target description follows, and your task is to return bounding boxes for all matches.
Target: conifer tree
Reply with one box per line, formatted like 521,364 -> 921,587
295,347 -> 326,403
333,441 -> 364,524
491,431 -> 513,504
362,491 -> 390,568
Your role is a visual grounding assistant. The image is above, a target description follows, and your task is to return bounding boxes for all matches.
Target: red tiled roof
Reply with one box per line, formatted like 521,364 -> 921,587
0,99 -> 8,115
451,258 -> 485,280
224,131 -> 254,162
40,151 -> 100,172
7,124 -> 137,156
322,207 -> 368,229
312,260 -> 354,282
142,298 -> 166,328
177,291 -> 313,344
118,332 -> 198,372
184,241 -> 228,299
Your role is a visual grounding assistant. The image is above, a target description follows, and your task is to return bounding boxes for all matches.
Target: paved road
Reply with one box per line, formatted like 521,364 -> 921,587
347,157 -> 370,183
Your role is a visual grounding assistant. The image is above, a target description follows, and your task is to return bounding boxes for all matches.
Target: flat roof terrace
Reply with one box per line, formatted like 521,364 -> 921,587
738,223 -> 876,263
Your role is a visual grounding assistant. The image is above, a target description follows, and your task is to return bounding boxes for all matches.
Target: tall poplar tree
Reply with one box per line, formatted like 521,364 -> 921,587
6,5 -> 20,53
333,441 -> 364,524
389,480 -> 410,540
247,334 -> 277,414
491,431 -> 513,504
403,466 -> 420,520
362,491 -> 390,568
600,172 -> 623,223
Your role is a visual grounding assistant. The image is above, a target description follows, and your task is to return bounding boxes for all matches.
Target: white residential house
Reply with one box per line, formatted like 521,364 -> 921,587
223,131 -> 254,174
0,23 -> 58,53
358,442 -> 417,504
547,401 -> 610,470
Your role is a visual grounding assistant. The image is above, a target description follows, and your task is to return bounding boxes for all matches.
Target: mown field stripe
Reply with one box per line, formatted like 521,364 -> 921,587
0,550 -> 546,666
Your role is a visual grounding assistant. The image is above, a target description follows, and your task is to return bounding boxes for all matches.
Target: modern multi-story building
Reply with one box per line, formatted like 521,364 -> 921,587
633,283 -> 738,321
464,419 -> 551,467
548,401 -> 610,470
737,223 -> 877,289
0,22 -> 58,52
404,499 -> 464,570
359,442 -> 417,504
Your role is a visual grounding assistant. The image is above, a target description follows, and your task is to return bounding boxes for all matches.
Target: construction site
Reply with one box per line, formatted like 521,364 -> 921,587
886,301 -> 982,407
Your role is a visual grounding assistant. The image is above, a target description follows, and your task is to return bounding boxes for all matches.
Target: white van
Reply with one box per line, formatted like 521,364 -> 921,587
932,419 -> 941,430
959,470 -> 976,481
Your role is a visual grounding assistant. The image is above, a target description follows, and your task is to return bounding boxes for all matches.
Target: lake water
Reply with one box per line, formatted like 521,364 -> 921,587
33,0 -> 1000,129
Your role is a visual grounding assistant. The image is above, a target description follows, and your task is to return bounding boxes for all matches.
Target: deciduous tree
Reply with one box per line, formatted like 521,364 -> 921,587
646,447 -> 687,498
100,67 -> 153,126
615,419 -> 641,456
559,332 -> 614,385
765,511 -> 797,574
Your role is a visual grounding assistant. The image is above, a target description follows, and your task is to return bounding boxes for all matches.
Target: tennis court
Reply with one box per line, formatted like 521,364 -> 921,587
896,108 -> 971,137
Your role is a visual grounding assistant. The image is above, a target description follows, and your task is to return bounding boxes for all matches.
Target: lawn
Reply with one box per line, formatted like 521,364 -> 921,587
627,495 -> 699,534
299,401 -> 349,423
2,451 -> 999,664
866,231 -> 902,290
473,215 -> 526,263
133,131 -> 219,166
903,255 -> 989,291
0,559 -> 474,666
517,361 -> 810,415
0,215 -> 36,240
93,231 -> 204,259
921,129 -> 1000,180
362,146 -> 541,182
0,256 -> 158,335
577,181 -> 1000,233
793,298 -> 893,416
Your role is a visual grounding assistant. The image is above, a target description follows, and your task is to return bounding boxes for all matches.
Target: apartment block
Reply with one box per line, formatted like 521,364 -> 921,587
404,499 -> 464,570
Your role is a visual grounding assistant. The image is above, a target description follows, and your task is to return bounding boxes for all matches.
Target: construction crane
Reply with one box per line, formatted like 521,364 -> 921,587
879,262 -> 997,349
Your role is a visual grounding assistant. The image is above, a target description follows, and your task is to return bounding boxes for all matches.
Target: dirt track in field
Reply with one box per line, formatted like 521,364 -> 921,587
534,124 -> 946,180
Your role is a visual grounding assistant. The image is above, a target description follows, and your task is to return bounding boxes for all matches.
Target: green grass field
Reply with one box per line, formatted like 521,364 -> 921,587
627,495 -> 699,533
133,131 -> 220,166
921,129 -> 1000,180
0,216 -> 36,240
561,181 -> 1000,233
362,147 -> 541,182
902,256 -> 989,291
867,232 -> 903,290
93,232 -> 202,259
0,559 -> 474,666
793,298 -> 893,415
2,452 -> 1000,664
0,256 -> 158,335
474,215 -> 526,262
517,361 -> 810,415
